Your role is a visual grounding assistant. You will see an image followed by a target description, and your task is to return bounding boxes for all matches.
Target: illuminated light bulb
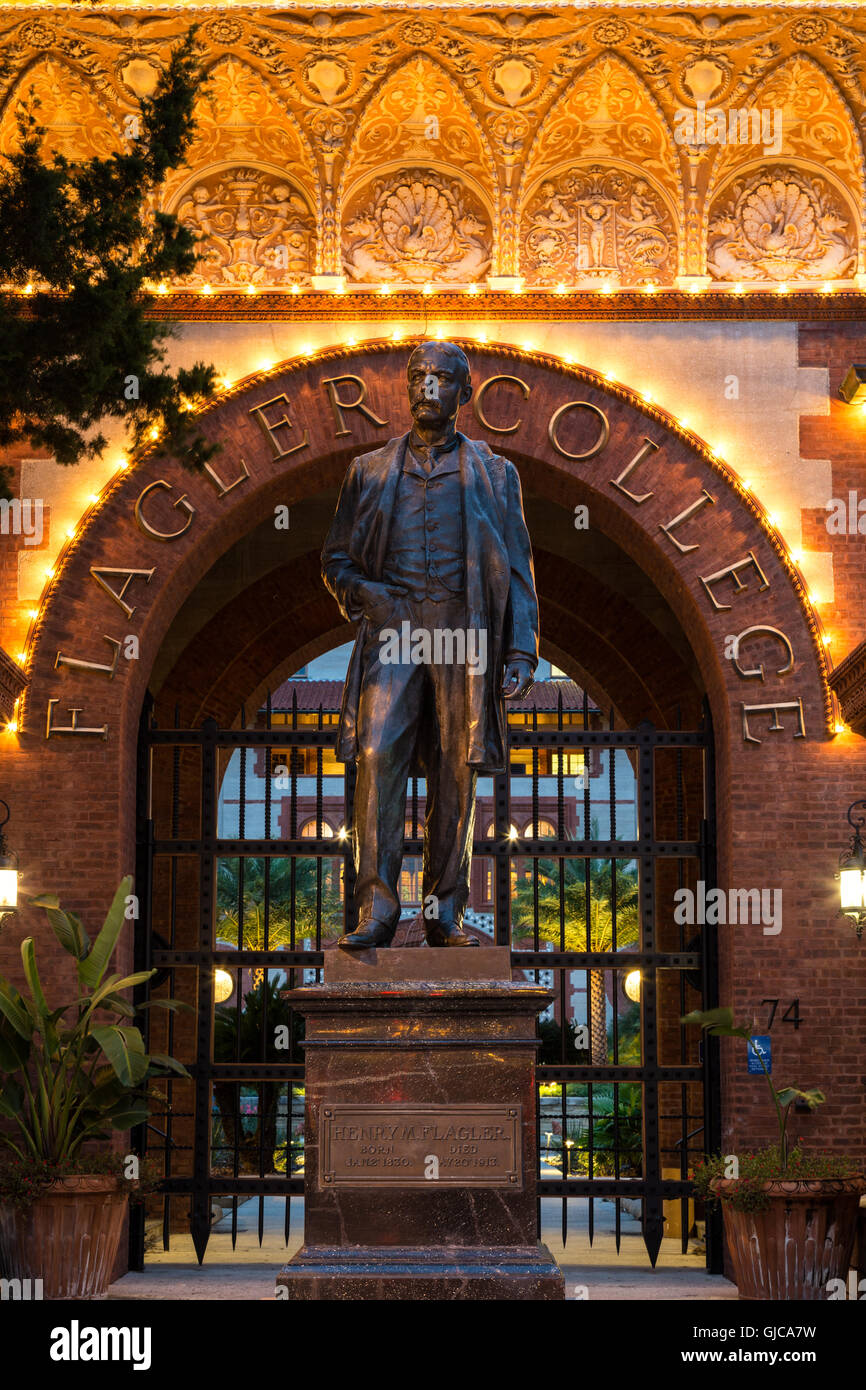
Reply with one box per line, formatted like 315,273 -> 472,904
776,282 -> 789,295
16,651 -> 26,663
477,331 -> 488,344
332,282 -> 345,295
467,283 -> 478,296
680,417 -> 690,429
157,282 -> 168,296
259,359 -> 274,372
604,369 -> 615,381
809,592 -> 820,605
790,550 -> 802,564
27,609 -> 38,620
822,282 -> 834,295
823,634 -> 832,646
65,526 -> 75,539
522,341 -> 534,353
89,493 -> 100,504
511,280 -> 524,295
642,391 -> 654,403
422,282 -> 433,296
689,282 -> 703,295
44,568 -> 55,580
301,343 -> 313,355
5,720 -> 18,734
434,327 -> 445,340
214,969 -> 233,1004
733,283 -> 744,295
562,353 -> 575,365
345,336 -> 357,347
246,284 -> 257,295
149,426 -> 159,440
201,283 -> 213,295
835,722 -> 846,735
290,284 -> 300,295
643,282 -> 657,294
555,283 -> 567,295
600,281 -> 612,295
767,513 -> 779,528
378,283 -> 391,296
508,824 -> 518,840
337,826 -> 348,841
221,377 -> 233,390
116,455 -> 128,470
391,329 -> 403,343
742,479 -> 753,490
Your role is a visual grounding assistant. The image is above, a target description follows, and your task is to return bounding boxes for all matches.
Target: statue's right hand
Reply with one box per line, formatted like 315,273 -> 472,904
360,582 -> 408,627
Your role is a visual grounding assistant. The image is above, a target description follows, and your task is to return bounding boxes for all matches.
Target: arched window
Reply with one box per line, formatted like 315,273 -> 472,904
526,818 -> 557,838
300,820 -> 334,838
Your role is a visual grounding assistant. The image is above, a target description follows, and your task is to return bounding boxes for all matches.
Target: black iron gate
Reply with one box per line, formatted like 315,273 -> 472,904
132,687 -> 721,1272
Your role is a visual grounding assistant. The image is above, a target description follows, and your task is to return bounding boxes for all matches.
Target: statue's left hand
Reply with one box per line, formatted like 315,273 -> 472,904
501,659 -> 534,701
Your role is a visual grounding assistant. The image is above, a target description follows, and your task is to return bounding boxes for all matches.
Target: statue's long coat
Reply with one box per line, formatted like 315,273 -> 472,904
321,432 -> 540,774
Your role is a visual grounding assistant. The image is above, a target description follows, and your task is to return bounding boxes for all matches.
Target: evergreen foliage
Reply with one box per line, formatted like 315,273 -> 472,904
0,29 -> 219,501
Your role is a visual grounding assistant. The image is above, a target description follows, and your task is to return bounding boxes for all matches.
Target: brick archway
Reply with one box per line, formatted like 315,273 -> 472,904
2,339 -> 839,1164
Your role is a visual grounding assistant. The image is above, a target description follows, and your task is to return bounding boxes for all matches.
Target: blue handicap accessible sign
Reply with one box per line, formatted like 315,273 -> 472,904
747,1035 -> 772,1074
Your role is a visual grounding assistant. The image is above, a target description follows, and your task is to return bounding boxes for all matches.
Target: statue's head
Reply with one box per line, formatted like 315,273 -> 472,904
407,341 -> 472,432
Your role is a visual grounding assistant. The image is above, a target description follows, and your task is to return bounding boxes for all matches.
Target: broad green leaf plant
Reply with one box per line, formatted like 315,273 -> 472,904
0,876 -> 190,1164
682,1006 -> 824,1173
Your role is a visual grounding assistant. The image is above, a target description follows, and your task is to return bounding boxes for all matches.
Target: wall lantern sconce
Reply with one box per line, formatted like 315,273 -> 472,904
839,365 -> 866,404
0,800 -> 19,925
837,800 -> 866,938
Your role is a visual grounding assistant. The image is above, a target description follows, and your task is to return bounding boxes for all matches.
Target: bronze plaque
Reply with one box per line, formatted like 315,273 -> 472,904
319,1104 -> 522,1188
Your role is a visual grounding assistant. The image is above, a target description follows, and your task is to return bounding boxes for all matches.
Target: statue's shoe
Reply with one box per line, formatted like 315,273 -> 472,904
425,922 -> 480,947
337,919 -> 397,951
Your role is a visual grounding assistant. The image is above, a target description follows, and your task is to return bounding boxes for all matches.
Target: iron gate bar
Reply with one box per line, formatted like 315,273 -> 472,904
151,949 -> 701,968
143,727 -> 707,748
134,697 -> 718,1270
190,718 -> 219,1263
151,838 -> 700,856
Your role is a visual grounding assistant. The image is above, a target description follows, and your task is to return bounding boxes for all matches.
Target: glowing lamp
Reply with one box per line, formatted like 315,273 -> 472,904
214,969 -> 234,1003
624,969 -> 641,1002
837,801 -> 866,937
0,801 -> 19,922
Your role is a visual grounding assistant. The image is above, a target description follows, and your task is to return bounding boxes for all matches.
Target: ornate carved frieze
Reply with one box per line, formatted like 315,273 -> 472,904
707,168 -> 856,282
521,167 -> 676,287
0,646 -> 27,723
829,640 -> 866,738
1,7 -> 866,289
342,170 -> 492,285
173,167 -> 315,287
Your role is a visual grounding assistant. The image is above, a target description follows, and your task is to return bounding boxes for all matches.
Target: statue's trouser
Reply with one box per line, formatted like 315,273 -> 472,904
352,593 -> 478,933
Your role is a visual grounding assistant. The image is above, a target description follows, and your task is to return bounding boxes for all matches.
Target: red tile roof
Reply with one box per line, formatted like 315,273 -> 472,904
264,677 -> 597,714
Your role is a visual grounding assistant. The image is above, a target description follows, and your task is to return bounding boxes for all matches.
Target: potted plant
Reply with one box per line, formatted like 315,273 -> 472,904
0,877 -> 189,1298
684,1006 -> 864,1300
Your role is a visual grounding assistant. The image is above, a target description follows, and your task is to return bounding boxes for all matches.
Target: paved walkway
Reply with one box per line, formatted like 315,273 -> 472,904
107,1195 -> 737,1301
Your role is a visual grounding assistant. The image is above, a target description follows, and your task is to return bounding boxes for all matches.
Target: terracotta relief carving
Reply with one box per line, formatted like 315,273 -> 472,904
707,169 -> 856,282
342,170 -> 492,285
522,167 -> 676,286
175,168 -> 315,287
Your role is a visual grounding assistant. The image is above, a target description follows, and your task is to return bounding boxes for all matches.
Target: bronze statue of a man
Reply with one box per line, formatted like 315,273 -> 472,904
321,342 -> 539,949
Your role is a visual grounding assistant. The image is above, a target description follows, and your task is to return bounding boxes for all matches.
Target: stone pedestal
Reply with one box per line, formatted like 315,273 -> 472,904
276,948 -> 564,1300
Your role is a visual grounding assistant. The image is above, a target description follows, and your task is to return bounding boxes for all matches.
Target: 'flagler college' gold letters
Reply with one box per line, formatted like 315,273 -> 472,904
45,366 -> 805,747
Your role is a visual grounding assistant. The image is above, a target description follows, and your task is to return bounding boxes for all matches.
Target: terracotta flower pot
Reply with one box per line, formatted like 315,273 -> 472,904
713,1176 -> 866,1300
0,1175 -> 128,1299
